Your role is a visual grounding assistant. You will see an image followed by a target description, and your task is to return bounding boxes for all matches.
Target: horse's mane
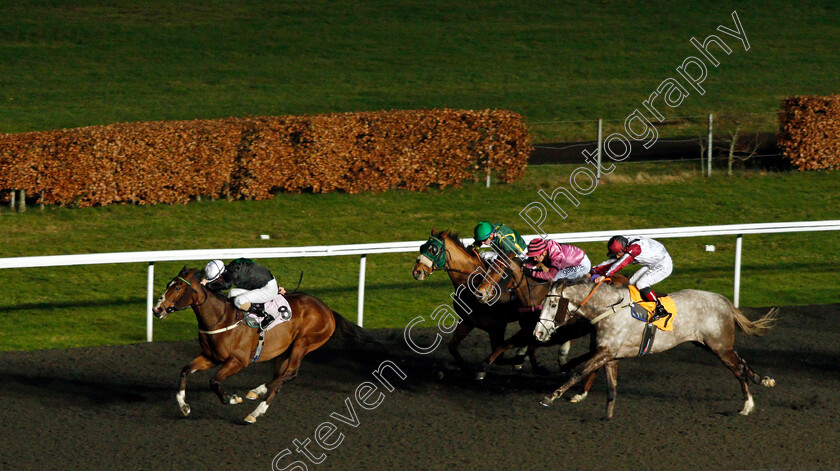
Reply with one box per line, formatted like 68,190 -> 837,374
180,267 -> 232,304
436,230 -> 481,261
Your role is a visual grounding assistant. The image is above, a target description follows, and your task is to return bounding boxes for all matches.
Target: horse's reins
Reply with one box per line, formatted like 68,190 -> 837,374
174,276 -> 243,335
540,278 -> 628,332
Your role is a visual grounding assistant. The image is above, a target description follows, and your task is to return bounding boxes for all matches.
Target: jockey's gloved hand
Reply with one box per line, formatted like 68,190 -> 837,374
522,266 -> 534,276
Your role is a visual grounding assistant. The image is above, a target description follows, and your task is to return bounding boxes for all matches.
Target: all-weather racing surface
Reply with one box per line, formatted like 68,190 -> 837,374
0,304 -> 838,470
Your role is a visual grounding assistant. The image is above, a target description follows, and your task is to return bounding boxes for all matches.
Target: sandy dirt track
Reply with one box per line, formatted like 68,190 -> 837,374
0,304 -> 838,471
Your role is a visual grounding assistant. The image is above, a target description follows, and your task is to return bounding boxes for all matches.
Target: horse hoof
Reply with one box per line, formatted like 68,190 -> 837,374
761,376 -> 776,388
512,364 -> 524,372
246,391 -> 260,400
540,396 -> 553,407
228,395 -> 243,405
180,404 -> 191,417
569,392 -> 588,403
243,414 -> 256,424
475,371 -> 487,381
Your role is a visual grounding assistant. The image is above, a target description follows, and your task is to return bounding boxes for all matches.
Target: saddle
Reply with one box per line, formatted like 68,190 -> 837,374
244,294 -> 293,331
627,286 -> 677,357
627,286 -> 676,332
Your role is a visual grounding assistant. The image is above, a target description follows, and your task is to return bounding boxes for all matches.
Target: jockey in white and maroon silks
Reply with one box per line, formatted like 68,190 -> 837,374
523,238 -> 591,282
591,235 -> 673,320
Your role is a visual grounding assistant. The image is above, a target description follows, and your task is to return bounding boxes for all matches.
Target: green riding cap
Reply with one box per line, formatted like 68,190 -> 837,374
473,221 -> 527,256
474,221 -> 493,242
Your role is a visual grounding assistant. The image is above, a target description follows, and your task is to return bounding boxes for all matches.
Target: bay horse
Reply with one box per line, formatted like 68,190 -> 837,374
411,229 -> 541,378
473,254 -> 609,402
153,267 -> 359,424
534,278 -> 778,418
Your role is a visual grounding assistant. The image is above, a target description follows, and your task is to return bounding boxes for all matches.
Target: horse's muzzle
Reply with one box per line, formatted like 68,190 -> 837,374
153,305 -> 174,319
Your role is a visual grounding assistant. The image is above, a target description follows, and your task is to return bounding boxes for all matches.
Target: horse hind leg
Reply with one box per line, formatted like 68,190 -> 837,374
246,349 -> 292,400
716,349 -> 774,415
244,341 -> 310,424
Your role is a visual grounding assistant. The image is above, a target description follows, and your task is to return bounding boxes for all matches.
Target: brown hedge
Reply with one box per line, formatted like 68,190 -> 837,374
778,95 -> 840,171
0,109 -> 531,206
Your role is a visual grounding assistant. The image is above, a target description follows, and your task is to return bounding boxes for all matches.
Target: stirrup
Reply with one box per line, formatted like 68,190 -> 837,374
248,303 -> 266,315
638,322 -> 656,357
259,314 -> 275,330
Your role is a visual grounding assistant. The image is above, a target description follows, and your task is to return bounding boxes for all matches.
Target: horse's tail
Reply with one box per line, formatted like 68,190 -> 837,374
732,304 -> 779,337
331,311 -> 384,346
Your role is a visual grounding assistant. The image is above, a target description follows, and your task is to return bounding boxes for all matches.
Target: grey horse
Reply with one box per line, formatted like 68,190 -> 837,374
534,279 -> 778,418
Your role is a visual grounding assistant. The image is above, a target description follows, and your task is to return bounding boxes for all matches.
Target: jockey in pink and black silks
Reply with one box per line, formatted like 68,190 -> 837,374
591,235 -> 673,320
523,238 -> 591,282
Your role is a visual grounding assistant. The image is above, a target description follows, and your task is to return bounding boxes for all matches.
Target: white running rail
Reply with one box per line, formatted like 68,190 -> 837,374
1,220 -> 839,341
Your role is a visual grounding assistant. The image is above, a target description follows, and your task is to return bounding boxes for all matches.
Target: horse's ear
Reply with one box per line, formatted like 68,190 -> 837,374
441,229 -> 450,237
431,226 -> 436,235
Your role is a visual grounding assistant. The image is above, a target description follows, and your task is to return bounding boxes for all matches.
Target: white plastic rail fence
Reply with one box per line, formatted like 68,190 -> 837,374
1,219 -> 838,342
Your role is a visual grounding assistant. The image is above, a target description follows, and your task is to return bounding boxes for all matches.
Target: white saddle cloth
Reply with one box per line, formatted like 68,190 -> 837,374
245,294 -> 293,331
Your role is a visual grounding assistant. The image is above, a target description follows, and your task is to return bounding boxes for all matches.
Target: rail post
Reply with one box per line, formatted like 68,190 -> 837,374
733,235 -> 742,307
147,262 -> 155,342
357,254 -> 366,327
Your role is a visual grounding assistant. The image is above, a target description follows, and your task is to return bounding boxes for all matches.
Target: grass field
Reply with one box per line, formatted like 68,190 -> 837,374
1,161 -> 838,351
1,2 -> 838,351
1,1 -> 838,141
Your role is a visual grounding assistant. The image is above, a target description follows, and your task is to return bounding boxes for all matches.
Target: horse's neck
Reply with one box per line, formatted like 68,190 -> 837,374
192,293 -> 236,330
444,241 -> 482,285
568,283 -> 626,315
515,274 -> 545,307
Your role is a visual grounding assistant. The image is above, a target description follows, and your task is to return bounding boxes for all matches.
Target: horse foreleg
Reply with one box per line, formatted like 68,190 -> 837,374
557,341 -> 572,368
210,358 -> 247,405
603,360 -> 619,419
541,347 -> 613,408
477,328 -> 537,380
244,342 -> 308,424
569,371 -> 597,403
448,322 -> 475,374
177,355 -> 216,417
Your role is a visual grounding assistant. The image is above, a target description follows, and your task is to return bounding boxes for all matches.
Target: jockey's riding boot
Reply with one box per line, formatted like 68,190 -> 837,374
650,299 -> 669,322
259,314 -> 275,330
248,303 -> 265,316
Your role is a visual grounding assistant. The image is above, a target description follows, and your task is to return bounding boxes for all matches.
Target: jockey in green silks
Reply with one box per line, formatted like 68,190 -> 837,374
469,221 -> 528,263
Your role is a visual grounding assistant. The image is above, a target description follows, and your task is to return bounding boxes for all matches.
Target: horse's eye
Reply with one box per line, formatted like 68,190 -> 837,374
429,245 -> 439,255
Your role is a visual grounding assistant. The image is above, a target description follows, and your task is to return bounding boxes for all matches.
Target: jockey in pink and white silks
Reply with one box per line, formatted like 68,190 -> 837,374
591,235 -> 673,320
523,238 -> 591,282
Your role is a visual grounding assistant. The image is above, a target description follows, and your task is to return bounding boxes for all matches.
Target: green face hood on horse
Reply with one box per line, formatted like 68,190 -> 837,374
417,236 -> 447,270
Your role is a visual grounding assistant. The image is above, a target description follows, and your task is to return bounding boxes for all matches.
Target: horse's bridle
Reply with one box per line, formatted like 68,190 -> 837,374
489,257 -> 541,310
170,275 -> 209,309
420,235 -> 485,277
537,280 -> 626,335
536,292 -> 567,334
163,274 -> 243,334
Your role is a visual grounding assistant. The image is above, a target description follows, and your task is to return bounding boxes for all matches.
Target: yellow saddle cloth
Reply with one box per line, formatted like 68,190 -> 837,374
627,286 -> 676,332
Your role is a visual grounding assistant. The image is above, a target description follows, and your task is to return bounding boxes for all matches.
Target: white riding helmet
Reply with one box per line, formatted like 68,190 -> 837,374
204,259 -> 226,282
